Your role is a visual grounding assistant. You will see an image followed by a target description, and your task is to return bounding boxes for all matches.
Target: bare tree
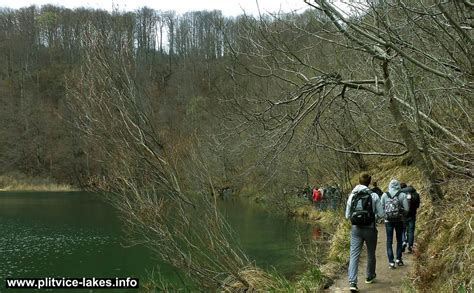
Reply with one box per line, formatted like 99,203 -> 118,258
222,0 -> 473,203
66,28 -> 279,291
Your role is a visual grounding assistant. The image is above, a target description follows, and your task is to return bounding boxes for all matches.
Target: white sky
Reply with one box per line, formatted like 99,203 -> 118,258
0,0 -> 312,16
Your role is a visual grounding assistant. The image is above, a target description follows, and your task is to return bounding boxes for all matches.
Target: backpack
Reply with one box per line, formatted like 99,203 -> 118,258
384,191 -> 403,221
407,189 -> 420,217
349,189 -> 375,226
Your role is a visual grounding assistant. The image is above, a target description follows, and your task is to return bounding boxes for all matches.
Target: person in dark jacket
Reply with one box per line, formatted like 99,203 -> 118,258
371,181 -> 383,198
401,183 -> 420,253
371,182 -> 384,223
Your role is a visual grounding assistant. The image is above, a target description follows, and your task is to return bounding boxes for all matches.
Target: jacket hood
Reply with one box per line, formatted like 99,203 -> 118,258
351,184 -> 371,194
401,186 -> 416,193
388,179 -> 401,196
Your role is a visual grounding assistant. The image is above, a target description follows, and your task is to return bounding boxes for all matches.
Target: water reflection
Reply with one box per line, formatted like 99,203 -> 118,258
311,226 -> 322,241
0,219 -> 114,277
0,192 -> 315,288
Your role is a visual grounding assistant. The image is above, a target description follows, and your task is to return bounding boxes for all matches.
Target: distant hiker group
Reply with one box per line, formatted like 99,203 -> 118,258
303,185 -> 341,211
345,173 -> 421,292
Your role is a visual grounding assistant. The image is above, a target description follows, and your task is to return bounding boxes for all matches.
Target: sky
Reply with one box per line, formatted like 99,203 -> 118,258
0,0 -> 313,16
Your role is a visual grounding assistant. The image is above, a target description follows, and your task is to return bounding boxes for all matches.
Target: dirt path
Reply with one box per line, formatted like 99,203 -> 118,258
328,223 -> 414,292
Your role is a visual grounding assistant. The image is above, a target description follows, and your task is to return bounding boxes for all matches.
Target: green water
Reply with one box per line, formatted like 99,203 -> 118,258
0,192 -> 315,291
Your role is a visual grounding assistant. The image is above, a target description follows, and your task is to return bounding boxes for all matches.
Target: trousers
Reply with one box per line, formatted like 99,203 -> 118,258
348,225 -> 377,284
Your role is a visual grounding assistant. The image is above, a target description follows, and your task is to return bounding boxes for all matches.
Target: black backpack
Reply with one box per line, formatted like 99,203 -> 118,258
349,189 -> 375,226
407,189 -> 420,217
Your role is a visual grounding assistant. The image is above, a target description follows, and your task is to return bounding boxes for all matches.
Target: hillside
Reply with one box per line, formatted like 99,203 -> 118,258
0,0 -> 472,291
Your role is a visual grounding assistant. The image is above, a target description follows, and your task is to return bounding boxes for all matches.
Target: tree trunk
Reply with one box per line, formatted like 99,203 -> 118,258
342,136 -> 368,171
382,61 -> 444,202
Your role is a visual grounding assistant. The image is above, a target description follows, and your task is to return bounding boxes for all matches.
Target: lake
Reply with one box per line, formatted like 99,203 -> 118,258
0,192 -> 315,291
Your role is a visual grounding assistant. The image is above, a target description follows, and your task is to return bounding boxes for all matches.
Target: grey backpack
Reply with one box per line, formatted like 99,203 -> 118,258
384,191 -> 403,221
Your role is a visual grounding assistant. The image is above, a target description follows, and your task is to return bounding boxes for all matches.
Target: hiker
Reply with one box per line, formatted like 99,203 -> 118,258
333,186 -> 342,210
381,179 -> 409,269
305,185 -> 313,203
400,183 -> 408,251
312,187 -> 322,210
325,186 -> 334,210
345,173 -> 383,292
401,183 -> 420,253
302,185 -> 309,200
325,186 -> 337,211
302,191 -> 308,200
371,182 -> 384,223
371,181 -> 383,198
319,187 -> 326,210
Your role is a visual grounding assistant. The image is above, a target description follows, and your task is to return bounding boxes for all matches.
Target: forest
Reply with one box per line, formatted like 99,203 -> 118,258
0,0 -> 472,292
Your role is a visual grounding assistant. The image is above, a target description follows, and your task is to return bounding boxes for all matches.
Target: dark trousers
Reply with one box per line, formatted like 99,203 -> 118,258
405,218 -> 416,247
385,221 -> 404,263
402,221 -> 407,243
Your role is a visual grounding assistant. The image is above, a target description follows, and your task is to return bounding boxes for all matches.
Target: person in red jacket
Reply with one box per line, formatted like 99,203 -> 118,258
312,187 -> 322,210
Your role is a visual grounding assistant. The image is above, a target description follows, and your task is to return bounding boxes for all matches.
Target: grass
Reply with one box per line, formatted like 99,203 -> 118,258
0,172 -> 76,192
290,206 -> 350,290
220,267 -> 289,292
326,220 -> 351,265
293,267 -> 328,292
410,177 -> 473,292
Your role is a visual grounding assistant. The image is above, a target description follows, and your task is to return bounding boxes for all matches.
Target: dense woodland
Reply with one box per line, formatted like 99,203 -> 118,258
0,5 -> 232,184
0,5 -> 329,190
1,2 -> 471,191
0,0 -> 472,290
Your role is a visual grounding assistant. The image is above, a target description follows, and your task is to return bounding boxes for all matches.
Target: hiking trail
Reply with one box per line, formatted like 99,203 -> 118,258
328,223 -> 414,292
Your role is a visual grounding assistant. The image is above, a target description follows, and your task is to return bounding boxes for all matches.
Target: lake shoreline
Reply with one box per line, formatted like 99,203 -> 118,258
0,173 -> 77,192
275,203 -> 347,290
